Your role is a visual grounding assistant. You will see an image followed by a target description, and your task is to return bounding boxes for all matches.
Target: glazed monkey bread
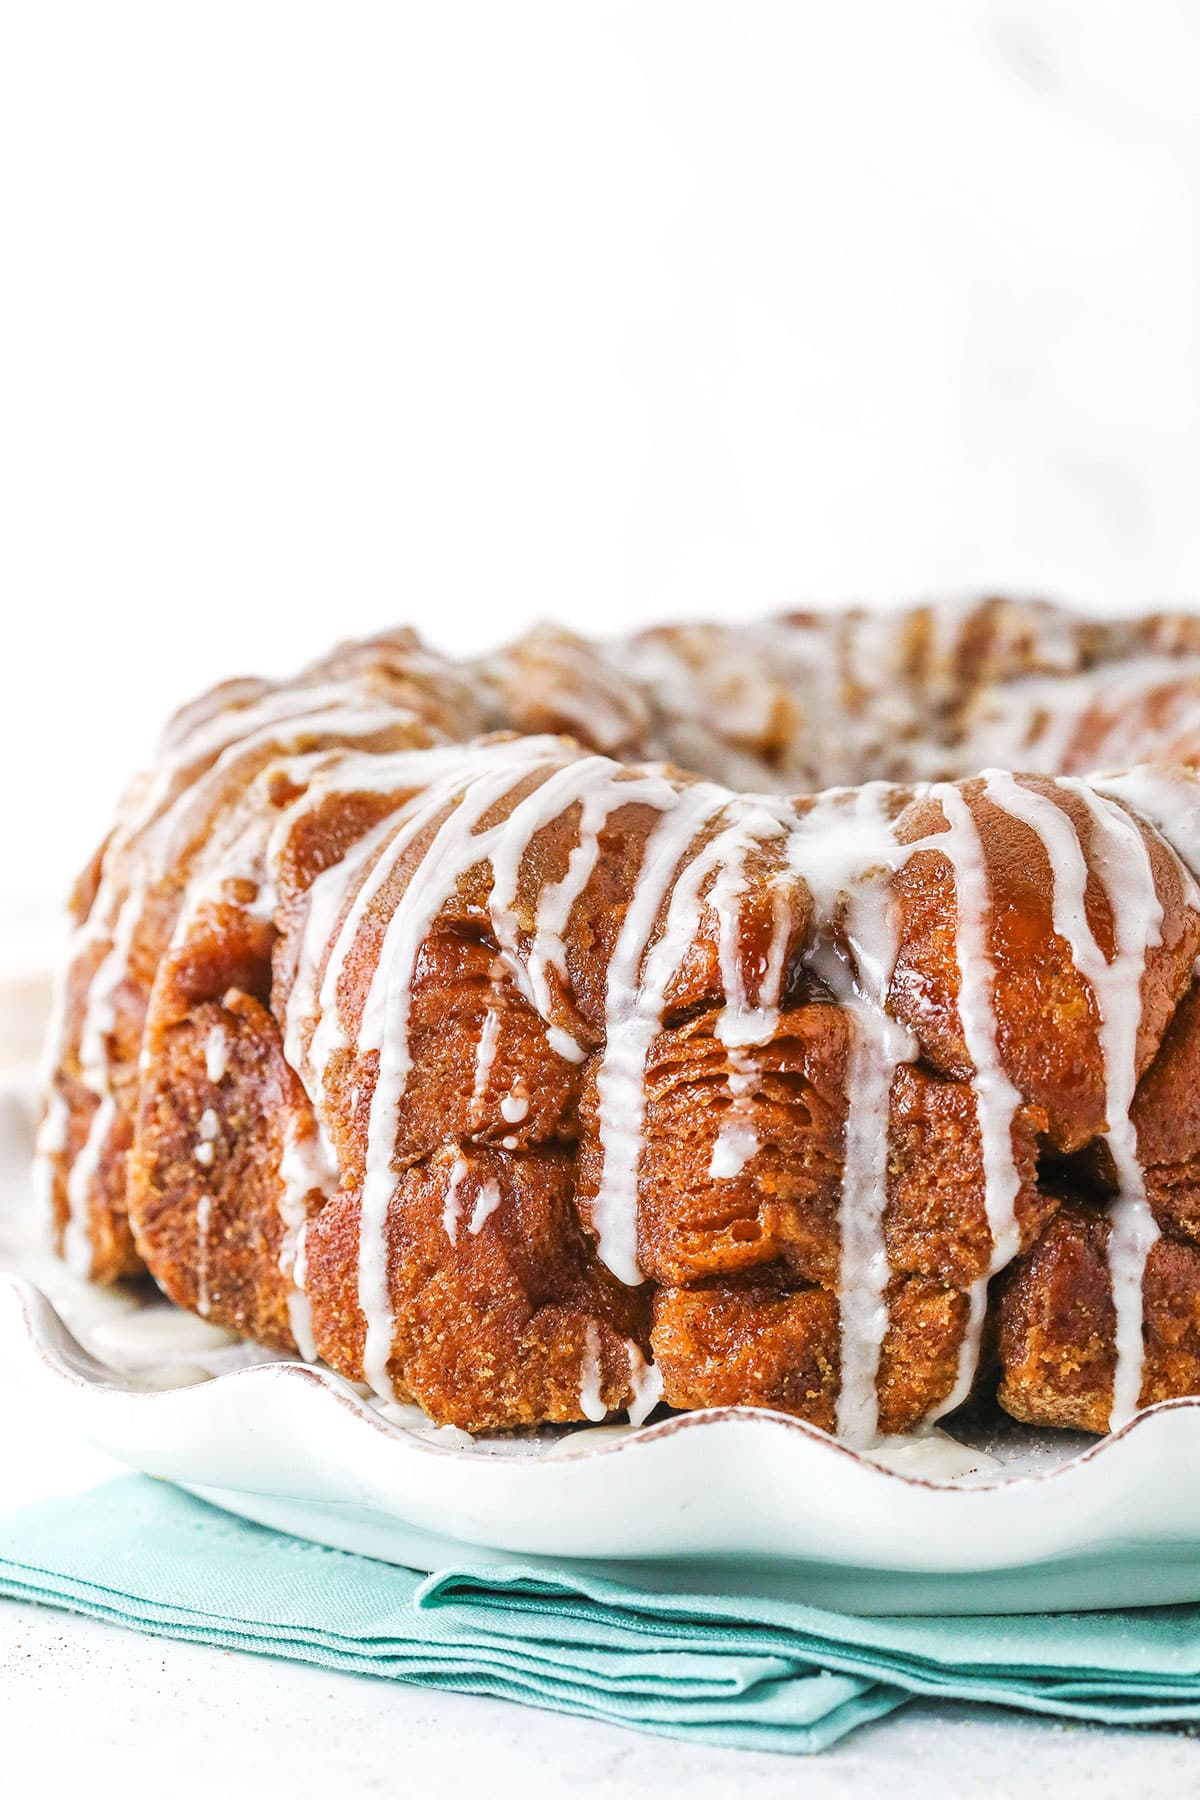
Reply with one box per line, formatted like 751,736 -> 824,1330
36,600 -> 1200,1441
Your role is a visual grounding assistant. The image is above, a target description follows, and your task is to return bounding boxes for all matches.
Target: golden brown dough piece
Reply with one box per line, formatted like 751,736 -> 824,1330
37,600 -> 1200,1439
998,1205 -> 1200,1433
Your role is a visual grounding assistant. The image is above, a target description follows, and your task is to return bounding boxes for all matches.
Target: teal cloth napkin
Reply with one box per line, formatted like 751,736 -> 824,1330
3,1477 -> 1200,1754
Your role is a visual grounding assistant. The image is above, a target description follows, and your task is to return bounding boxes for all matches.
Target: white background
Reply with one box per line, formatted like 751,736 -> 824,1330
3,0 -> 1200,907
3,6 -> 1200,1789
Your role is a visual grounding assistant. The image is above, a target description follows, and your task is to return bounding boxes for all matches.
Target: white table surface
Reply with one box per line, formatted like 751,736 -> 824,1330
2,1373 -> 1198,1798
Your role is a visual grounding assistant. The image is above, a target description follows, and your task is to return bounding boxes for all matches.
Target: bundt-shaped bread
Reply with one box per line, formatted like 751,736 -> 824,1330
37,600 -> 1200,1439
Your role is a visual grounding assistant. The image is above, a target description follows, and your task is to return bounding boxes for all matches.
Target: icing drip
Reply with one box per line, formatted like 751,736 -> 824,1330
1060,779 -> 1163,1427
591,789 -> 777,1285
487,758 -> 676,1062
831,993 -> 915,1444
195,1192 -> 212,1317
30,1098 -> 65,1239
63,1093 -> 115,1275
442,1154 -> 470,1244
289,1221 -> 314,1355
625,1343 -> 663,1426
1096,766 -> 1200,903
277,1115 -> 335,1363
205,1025 -> 228,1084
579,1320 -> 607,1421
126,681 -> 394,839
708,829 -> 789,1047
784,784 -> 919,1444
547,1026 -> 587,1065
708,1121 -> 759,1181
984,771 -> 1164,1427
709,1046 -> 761,1180
283,806 -> 407,1080
301,790 -> 463,1109
467,1179 -> 502,1235
470,990 -> 502,1124
296,738 -> 564,1115
924,783 -> 1024,1421
353,747 -> 567,1395
287,1291 -> 316,1362
263,738 -> 590,1396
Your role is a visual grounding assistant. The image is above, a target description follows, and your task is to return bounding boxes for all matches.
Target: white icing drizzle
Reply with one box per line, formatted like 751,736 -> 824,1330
470,983 -> 502,1124
296,739 -> 561,1115
487,758 -> 676,1062
962,656 -> 1200,779
1059,779 -> 1163,1427
281,805 -> 407,1079
923,782 -> 1025,1422
783,784 -> 920,1444
126,681 -> 392,840
442,1153 -> 470,1244
590,786 -> 761,1284
301,807 -> 429,1107
205,1025 -> 228,1084
1096,766 -> 1200,902
289,1221 -> 314,1357
579,1320 -> 608,1421
708,1121 -> 760,1181
983,770 -> 1164,1426
353,746 -> 569,1395
48,678 -> 443,1264
195,1108 -> 219,1166
48,600 -> 1200,1448
625,1342 -> 663,1425
45,607 -> 1198,1278
195,1192 -> 212,1316
256,738 -> 619,1397
547,1027 -> 587,1065
32,945 -> 74,1237
288,1296 -> 315,1365
832,989 -> 915,1444
707,828 -> 788,1047
277,1115 -> 334,1362
467,1179 -> 502,1235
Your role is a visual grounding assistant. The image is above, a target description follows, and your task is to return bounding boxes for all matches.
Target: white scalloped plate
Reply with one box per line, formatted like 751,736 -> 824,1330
5,1057 -> 1200,1616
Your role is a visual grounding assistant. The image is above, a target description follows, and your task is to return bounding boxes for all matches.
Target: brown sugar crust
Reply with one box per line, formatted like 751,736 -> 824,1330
37,601 -> 1200,1437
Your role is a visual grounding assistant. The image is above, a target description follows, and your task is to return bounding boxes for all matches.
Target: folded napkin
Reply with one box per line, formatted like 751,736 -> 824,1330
3,1478 -> 1200,1754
